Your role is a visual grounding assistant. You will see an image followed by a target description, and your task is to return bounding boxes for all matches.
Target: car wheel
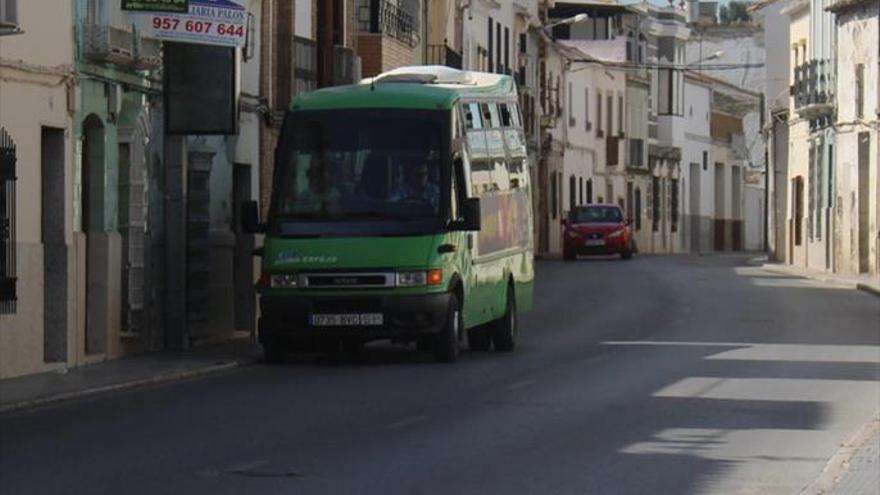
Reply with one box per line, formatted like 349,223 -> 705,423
433,294 -> 462,363
467,325 -> 491,352
262,339 -> 285,365
491,285 -> 517,352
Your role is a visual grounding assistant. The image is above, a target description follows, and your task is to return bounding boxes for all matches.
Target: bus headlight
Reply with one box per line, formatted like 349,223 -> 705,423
397,269 -> 443,287
270,274 -> 298,289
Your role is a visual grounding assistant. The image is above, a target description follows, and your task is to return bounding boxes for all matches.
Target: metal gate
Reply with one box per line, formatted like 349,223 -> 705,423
0,127 -> 17,312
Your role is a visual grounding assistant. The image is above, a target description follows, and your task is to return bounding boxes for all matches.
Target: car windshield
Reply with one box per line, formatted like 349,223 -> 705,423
271,110 -> 448,223
572,206 -> 623,224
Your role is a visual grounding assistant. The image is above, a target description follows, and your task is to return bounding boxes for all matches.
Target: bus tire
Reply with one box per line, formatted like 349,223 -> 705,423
491,285 -> 517,352
467,326 -> 491,352
433,294 -> 462,363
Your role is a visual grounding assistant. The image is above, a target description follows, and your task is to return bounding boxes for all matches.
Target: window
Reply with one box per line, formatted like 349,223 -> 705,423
586,179 -> 593,203
607,95 -> 613,137
597,92 -> 604,137
618,95 -> 624,136
496,21 -> 502,74
0,127 -> 17,312
670,179 -> 679,233
579,177 -> 584,204
629,138 -> 644,167
568,82 -> 575,127
652,176 -> 660,232
551,171 -> 558,220
635,188 -> 642,231
0,0 -> 19,30
488,18 -> 493,73
499,103 -> 512,127
584,88 -> 591,131
569,175 -> 576,212
519,33 -> 527,54
794,176 -> 804,246
504,27 -> 510,75
855,63 -> 864,119
702,151 -> 708,171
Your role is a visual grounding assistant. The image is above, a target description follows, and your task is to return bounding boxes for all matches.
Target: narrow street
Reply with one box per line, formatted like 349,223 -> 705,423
1,255 -> 878,495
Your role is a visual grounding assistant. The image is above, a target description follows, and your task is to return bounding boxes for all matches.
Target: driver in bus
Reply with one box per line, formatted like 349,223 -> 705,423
391,161 -> 440,210
294,154 -> 342,213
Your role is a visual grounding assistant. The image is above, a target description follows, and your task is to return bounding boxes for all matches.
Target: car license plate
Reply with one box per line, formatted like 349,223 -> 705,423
310,313 -> 384,327
585,239 -> 605,247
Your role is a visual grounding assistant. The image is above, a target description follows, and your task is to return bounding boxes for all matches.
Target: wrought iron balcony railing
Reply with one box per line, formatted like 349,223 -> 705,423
426,43 -> 462,70
357,0 -> 419,48
792,58 -> 834,118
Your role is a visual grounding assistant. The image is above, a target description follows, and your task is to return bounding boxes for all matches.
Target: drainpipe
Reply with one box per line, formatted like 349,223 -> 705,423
761,92 -> 768,254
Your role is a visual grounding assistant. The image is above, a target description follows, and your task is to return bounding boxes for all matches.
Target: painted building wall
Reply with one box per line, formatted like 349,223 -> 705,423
833,0 -> 879,275
0,0 -> 75,378
682,78 -> 714,253
785,1 -> 811,268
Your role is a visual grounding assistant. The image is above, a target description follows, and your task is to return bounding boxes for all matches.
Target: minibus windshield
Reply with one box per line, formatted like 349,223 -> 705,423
271,110 -> 450,227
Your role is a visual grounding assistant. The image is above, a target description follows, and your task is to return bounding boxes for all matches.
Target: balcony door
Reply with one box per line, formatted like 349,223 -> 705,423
317,0 -> 344,87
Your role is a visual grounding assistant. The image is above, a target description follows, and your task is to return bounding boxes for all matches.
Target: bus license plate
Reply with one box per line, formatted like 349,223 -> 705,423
311,313 -> 384,327
585,239 -> 605,247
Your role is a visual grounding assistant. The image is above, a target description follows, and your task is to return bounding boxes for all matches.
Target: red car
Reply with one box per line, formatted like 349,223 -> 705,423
562,204 -> 636,261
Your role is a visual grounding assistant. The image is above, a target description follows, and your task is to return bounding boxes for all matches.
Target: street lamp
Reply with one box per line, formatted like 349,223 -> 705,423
543,13 -> 589,33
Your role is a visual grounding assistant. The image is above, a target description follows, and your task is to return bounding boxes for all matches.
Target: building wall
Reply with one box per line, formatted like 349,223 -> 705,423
357,34 -> 417,77
786,4 -> 811,268
682,79 -> 714,253
833,1 -> 879,275
0,0 -> 75,378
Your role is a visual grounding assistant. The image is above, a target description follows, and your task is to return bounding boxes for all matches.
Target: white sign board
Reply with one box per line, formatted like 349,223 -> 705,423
137,0 -> 247,48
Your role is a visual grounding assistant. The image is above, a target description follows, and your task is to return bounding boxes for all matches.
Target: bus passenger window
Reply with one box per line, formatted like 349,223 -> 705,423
465,103 -> 483,129
500,104 -> 512,127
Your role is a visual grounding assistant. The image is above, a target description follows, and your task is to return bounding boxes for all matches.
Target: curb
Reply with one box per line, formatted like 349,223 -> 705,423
856,283 -> 880,299
761,264 -> 880,297
800,418 -> 880,495
0,359 -> 256,414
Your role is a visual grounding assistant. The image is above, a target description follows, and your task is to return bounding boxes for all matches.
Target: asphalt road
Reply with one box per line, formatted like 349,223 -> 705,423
2,254 -> 879,495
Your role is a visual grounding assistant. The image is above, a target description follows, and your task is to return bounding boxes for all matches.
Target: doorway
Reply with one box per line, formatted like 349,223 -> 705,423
42,127 -> 68,363
82,114 -> 106,355
858,132 -> 870,273
232,164 -> 255,331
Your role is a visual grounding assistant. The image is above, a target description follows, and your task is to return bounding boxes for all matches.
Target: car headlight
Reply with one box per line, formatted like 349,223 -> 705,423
607,229 -> 626,239
566,229 -> 582,239
397,269 -> 443,287
270,274 -> 298,289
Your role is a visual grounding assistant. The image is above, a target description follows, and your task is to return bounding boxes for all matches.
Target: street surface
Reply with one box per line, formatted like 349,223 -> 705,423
1,255 -> 878,495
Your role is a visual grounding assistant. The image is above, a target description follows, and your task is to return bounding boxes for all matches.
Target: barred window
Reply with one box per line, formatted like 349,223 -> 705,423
0,127 -> 17,313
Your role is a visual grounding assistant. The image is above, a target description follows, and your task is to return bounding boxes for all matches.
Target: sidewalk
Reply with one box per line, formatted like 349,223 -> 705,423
761,262 -> 880,298
0,337 -> 262,414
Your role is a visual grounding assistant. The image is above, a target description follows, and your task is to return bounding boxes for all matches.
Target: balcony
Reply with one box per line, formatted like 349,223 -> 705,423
792,59 -> 834,119
357,0 -> 419,48
133,36 -> 161,70
83,24 -> 134,66
426,43 -> 462,70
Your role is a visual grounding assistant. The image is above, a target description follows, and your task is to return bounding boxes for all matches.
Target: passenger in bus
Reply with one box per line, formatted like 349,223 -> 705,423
295,155 -> 342,213
390,161 -> 440,210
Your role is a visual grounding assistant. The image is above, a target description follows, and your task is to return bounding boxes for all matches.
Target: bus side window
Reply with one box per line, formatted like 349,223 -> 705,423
465,103 -> 483,129
499,103 -> 512,127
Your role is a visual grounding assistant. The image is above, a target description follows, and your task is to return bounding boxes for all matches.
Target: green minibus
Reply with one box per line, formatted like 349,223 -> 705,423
242,66 -> 535,363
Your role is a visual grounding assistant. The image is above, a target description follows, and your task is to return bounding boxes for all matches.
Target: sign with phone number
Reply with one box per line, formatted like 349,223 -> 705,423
137,0 -> 247,48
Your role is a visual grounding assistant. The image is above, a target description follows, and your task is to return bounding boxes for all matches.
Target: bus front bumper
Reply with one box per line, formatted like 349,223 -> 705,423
258,292 -> 452,343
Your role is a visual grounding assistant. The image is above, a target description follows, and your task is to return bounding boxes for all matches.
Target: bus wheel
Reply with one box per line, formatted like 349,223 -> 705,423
433,295 -> 462,363
491,285 -> 517,352
263,340 -> 286,365
468,326 -> 491,352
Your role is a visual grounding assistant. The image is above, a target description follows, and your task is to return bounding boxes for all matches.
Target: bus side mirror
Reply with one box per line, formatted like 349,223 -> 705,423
458,197 -> 481,231
241,201 -> 264,234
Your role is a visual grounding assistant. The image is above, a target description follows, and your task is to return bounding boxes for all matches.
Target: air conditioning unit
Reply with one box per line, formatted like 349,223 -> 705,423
0,0 -> 19,31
